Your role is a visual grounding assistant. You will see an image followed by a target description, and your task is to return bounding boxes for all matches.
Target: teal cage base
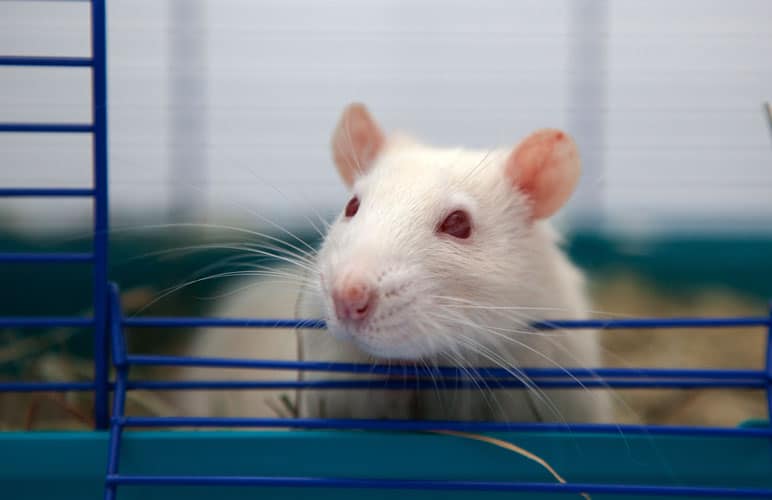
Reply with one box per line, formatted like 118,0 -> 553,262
2,426 -> 771,500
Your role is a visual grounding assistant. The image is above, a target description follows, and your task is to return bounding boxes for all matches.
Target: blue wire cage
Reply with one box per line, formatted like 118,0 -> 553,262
1,1 -> 772,499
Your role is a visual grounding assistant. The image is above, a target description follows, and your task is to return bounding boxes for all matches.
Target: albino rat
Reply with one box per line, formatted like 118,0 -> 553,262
173,103 -> 611,423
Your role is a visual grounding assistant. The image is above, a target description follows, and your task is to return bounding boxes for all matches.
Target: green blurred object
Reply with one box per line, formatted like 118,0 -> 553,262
567,231 -> 772,300
1,225 -> 771,370
1,226 -> 770,318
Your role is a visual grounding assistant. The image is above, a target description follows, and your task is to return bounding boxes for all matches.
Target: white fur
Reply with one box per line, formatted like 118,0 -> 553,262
171,136 -> 611,423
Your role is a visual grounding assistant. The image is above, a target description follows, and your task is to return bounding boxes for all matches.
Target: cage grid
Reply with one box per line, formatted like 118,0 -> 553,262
1,1 -> 772,499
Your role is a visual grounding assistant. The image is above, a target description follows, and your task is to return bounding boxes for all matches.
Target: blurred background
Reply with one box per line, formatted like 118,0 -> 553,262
1,0 -> 771,429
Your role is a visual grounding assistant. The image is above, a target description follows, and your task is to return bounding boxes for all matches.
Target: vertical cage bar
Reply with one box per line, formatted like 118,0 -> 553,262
766,302 -> 772,422
566,0 -> 608,230
105,375 -> 126,500
91,0 -> 110,430
105,283 -> 127,500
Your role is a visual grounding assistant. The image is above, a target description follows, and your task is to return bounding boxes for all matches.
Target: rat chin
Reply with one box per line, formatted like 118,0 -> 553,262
327,322 -> 430,361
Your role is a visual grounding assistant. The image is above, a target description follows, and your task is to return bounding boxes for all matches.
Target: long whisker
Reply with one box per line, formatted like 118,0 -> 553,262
430,294 -> 638,319
425,309 -> 566,425
205,273 -> 320,302
129,269 -> 316,317
427,311 -> 510,419
441,340 -> 506,420
54,221 -> 313,249
121,241 -> 317,270
412,311 -> 491,416
444,309 -> 594,397
460,149 -> 495,185
341,115 -> 365,177
438,302 -> 653,457
437,295 -> 649,386
448,328 -> 566,425
209,144 -> 331,238
454,334 -> 570,427
495,306 -> 650,420
175,182 -> 320,257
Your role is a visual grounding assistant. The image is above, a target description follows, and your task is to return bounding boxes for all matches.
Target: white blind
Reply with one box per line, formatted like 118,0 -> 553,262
1,0 -> 770,235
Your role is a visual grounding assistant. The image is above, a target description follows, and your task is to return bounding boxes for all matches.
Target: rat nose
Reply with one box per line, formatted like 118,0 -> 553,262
332,276 -> 377,322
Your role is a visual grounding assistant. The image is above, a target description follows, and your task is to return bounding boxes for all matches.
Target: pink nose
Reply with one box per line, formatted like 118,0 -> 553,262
332,277 -> 377,322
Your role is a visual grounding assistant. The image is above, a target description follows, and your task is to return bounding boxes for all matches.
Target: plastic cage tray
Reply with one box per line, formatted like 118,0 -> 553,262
1,1 -> 771,499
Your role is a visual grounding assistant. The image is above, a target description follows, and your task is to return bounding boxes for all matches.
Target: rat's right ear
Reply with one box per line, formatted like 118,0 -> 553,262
331,103 -> 385,188
504,129 -> 581,220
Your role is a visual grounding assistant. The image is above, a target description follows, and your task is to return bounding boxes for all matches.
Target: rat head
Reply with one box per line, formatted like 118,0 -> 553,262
316,103 -> 581,361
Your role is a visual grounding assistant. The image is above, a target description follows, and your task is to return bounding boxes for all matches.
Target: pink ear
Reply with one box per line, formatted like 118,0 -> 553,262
504,129 -> 581,220
331,103 -> 385,188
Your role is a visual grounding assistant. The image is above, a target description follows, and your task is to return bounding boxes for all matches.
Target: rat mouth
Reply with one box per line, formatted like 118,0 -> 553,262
342,321 -> 435,361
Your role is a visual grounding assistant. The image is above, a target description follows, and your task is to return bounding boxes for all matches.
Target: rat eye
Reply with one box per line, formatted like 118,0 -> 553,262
438,210 -> 471,239
344,196 -> 360,218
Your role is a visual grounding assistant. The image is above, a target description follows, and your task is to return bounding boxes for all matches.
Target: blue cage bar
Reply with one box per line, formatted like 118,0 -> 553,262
1,1 -> 771,499
0,0 -> 110,429
102,285 -> 772,499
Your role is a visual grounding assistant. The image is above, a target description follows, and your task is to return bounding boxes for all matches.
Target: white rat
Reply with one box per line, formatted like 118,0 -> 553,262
172,103 -> 611,423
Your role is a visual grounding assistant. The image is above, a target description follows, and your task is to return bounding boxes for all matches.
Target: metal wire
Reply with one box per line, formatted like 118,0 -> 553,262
1,1 -> 770,498
0,124 -> 94,133
124,354 -> 768,379
0,187 -> 95,196
0,56 -> 94,67
106,286 -> 772,497
122,316 -> 770,329
0,0 -> 110,428
104,475 -> 772,498
115,416 -> 772,437
91,0 -> 111,431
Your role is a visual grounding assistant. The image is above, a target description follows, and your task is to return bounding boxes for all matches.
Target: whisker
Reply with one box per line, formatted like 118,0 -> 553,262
206,274 -> 319,302
460,149 -> 495,185
442,341 -> 506,420
426,309 -> 566,425
175,182 -> 321,258
129,269 -> 316,317
430,294 -> 638,319
121,240 -> 317,269
440,302 -> 653,457
341,115 -> 365,177
209,145 -> 331,238
450,330 -> 565,425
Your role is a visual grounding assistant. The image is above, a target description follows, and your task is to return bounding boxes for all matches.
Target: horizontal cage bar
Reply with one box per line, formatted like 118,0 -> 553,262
0,56 -> 93,67
104,475 -> 772,498
2,0 -> 91,3
0,316 -> 94,328
0,123 -> 93,133
116,417 -> 772,437
122,315 -> 771,330
124,355 -> 769,380
123,317 -> 326,328
125,378 -> 768,391
532,317 -> 772,329
0,188 -> 95,197
0,252 -> 93,263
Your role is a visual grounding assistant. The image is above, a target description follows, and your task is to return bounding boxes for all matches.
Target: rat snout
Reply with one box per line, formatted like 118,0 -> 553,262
331,273 -> 377,323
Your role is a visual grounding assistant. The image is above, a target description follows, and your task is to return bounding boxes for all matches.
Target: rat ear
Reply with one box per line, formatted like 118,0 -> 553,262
504,129 -> 581,220
331,103 -> 385,188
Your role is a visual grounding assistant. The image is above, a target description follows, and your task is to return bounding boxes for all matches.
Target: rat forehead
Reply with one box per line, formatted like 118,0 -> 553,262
356,146 -> 504,195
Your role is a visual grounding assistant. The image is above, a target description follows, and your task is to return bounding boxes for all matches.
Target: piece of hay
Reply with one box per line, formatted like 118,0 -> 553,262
431,429 -> 590,500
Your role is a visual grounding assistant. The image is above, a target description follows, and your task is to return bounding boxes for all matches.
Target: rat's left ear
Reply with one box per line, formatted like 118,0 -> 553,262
503,129 -> 581,220
331,103 -> 385,188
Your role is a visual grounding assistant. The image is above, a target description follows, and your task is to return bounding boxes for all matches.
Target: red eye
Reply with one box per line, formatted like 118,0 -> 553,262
438,210 -> 471,239
344,196 -> 360,218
